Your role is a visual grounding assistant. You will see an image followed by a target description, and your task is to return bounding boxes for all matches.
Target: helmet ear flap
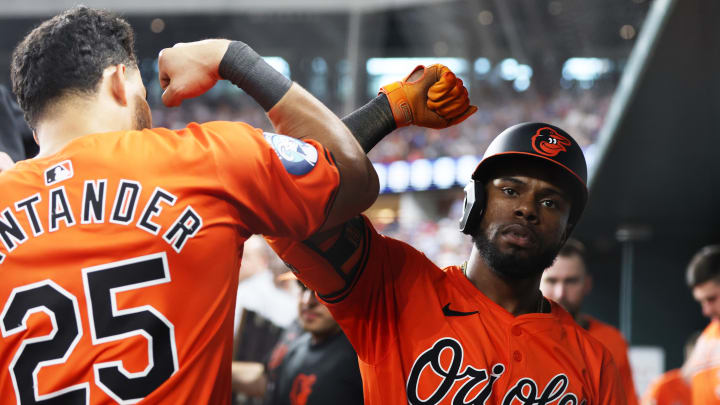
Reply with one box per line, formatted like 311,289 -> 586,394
459,180 -> 486,234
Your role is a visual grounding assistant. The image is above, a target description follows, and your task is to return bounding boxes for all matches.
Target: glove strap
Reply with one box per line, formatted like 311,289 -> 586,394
379,82 -> 413,127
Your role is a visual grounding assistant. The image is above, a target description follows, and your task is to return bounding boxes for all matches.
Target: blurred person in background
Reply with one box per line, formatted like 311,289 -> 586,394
641,332 -> 698,405
0,150 -> 13,173
232,278 -> 363,405
0,84 -> 34,172
540,238 -> 639,405
683,245 -> 720,404
232,237 -> 301,405
235,236 -> 300,332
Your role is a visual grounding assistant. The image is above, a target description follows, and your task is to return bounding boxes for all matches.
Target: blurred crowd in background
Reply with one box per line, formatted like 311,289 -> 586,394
149,86 -> 612,164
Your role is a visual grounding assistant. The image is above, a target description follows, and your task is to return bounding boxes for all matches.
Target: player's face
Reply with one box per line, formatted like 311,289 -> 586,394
298,285 -> 340,340
474,163 -> 572,279
693,280 -> 720,322
127,68 -> 152,130
540,254 -> 589,316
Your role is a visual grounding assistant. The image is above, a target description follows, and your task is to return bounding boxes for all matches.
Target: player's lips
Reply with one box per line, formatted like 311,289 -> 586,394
300,310 -> 320,321
500,224 -> 537,248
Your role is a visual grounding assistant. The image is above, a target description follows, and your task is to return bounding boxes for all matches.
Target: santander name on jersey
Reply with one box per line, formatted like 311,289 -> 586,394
0,166 -> 202,264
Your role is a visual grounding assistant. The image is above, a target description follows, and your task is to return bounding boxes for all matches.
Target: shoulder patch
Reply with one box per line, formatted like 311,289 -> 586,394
263,132 -> 318,175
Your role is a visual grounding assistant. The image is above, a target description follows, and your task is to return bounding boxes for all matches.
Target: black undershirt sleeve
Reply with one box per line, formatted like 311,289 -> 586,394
340,94 -> 396,153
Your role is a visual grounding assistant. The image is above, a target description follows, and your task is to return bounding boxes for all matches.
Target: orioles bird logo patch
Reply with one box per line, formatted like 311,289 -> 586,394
531,127 -> 572,157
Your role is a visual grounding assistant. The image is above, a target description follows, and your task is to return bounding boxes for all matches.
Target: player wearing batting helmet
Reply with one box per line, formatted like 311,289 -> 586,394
268,119 -> 627,403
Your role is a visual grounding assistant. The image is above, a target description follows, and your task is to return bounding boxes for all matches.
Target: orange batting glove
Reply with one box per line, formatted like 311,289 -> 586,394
379,64 -> 477,129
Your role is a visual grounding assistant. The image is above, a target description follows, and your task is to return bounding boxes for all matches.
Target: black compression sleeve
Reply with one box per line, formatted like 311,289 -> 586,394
218,41 -> 292,111
341,94 -> 397,153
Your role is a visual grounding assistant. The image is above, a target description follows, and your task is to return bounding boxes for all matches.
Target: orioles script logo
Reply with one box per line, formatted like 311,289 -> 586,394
531,127 -> 572,157
406,338 -> 586,405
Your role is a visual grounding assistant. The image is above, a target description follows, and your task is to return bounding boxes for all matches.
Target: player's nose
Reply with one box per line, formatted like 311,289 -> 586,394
299,289 -> 315,305
551,284 -> 566,300
513,194 -> 538,223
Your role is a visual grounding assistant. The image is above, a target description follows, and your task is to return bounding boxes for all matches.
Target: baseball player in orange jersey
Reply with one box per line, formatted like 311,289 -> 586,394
640,332 -> 697,405
541,239 -> 639,404
0,7 -> 472,404
268,116 -> 627,401
683,245 -> 720,404
641,369 -> 691,405
0,6 -> 477,405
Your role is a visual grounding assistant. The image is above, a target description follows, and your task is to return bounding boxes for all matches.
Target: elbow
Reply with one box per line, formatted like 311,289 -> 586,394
363,162 -> 380,210
352,156 -> 379,213
318,156 -> 378,232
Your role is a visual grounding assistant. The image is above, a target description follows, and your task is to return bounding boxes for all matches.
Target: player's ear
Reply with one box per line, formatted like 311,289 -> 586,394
107,64 -> 129,107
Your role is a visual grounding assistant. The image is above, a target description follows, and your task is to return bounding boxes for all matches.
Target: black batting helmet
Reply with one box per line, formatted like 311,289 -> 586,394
459,122 -> 588,234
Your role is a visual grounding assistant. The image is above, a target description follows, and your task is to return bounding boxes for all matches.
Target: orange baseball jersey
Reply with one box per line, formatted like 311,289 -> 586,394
270,216 -> 626,404
583,315 -> 639,405
640,369 -> 691,405
0,121 -> 339,405
683,320 -> 720,404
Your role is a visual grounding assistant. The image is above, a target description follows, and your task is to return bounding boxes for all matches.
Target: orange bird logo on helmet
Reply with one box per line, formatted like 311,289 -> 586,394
531,127 -> 572,157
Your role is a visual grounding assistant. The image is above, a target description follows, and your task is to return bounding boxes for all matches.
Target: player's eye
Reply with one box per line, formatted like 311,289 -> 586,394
540,199 -> 556,208
502,188 -> 517,196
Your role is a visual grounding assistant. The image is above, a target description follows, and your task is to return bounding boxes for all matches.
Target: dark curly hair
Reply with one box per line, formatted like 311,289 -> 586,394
10,6 -> 137,129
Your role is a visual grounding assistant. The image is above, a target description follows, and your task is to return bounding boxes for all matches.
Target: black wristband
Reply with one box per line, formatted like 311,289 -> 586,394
218,41 -> 293,111
341,94 -> 396,153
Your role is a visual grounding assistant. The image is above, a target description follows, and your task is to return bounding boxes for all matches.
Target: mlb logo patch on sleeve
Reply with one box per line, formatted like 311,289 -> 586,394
263,133 -> 318,175
44,160 -> 74,186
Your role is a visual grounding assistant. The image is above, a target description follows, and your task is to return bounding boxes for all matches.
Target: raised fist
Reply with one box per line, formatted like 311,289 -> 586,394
379,64 -> 477,129
158,39 -> 230,107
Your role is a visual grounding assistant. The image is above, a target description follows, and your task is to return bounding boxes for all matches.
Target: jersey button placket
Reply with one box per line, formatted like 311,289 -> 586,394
513,350 -> 522,362
510,325 -> 523,364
